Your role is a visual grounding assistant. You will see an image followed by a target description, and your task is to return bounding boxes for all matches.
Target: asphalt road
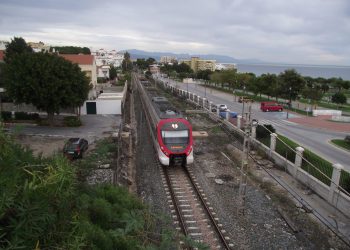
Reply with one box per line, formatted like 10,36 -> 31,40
158,76 -> 350,171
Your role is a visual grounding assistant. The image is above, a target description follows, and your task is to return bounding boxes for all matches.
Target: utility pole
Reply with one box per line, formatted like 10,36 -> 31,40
237,98 -> 253,215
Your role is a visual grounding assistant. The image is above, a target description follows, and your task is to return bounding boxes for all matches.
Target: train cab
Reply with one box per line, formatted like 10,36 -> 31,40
157,118 -> 193,166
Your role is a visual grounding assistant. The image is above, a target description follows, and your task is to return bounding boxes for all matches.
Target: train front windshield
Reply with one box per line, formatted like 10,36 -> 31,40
161,130 -> 189,144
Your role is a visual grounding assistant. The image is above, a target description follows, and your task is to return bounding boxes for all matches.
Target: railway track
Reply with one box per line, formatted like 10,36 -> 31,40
161,164 -> 233,249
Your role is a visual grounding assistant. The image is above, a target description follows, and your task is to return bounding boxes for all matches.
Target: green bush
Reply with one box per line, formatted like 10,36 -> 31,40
275,135 -> 297,163
256,124 -> 275,139
340,170 -> 350,193
64,116 -> 82,127
302,150 -> 333,186
1,111 -> 12,121
14,112 -> 40,120
0,131 -> 177,249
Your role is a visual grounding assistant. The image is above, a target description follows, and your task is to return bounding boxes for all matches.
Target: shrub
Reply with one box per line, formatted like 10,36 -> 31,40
1,111 -> 12,121
345,135 -> 350,143
64,116 -> 82,127
256,124 -> 275,139
14,112 -> 40,120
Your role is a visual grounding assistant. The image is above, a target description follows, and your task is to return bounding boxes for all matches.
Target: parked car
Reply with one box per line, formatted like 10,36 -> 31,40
260,101 -> 283,112
212,104 -> 228,112
63,138 -> 88,159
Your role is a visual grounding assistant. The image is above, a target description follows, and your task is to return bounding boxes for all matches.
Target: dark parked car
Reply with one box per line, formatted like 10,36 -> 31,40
63,138 -> 88,159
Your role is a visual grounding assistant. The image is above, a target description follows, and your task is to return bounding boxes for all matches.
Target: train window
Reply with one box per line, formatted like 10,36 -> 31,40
161,130 -> 189,144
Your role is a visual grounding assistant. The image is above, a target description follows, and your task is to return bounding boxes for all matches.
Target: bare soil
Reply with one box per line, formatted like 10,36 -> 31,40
14,134 -> 67,157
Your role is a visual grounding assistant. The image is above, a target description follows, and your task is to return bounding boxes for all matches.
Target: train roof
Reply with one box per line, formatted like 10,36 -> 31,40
151,96 -> 182,119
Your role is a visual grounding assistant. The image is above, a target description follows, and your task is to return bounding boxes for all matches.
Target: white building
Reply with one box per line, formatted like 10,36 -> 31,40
97,65 -> 110,78
92,49 -> 124,68
0,40 -> 8,50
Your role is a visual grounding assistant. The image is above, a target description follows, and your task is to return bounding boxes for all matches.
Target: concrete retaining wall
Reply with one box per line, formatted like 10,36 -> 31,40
331,116 -> 350,122
313,109 -> 342,116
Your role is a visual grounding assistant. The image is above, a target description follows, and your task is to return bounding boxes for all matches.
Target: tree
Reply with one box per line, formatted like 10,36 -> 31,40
50,46 -> 91,54
196,69 -> 212,80
109,64 -> 117,80
4,53 -> 89,125
278,69 -> 306,100
331,92 -> 347,105
4,37 -> 33,63
122,52 -> 132,72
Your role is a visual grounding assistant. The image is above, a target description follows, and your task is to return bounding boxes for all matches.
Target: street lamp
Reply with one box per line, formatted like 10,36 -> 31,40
286,87 -> 292,119
0,88 -> 5,123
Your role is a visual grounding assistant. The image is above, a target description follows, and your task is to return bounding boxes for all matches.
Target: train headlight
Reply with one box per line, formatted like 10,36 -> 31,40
160,146 -> 169,157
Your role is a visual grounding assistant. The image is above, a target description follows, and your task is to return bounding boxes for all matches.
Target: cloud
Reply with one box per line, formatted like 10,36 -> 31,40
0,0 -> 349,65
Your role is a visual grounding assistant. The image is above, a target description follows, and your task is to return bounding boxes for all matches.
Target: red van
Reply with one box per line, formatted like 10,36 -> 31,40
260,101 -> 283,112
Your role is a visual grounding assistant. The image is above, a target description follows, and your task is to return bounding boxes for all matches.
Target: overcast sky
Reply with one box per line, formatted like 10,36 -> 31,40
0,0 -> 349,65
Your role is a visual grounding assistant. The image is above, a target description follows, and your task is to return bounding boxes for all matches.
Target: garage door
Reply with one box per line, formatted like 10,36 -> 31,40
86,102 -> 97,114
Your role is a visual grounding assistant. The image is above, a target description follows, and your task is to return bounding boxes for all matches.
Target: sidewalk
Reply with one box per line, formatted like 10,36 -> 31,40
289,114 -> 350,133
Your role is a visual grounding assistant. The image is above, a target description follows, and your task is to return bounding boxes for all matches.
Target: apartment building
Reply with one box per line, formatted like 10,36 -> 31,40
160,56 -> 177,64
182,57 -> 216,72
92,49 -> 124,68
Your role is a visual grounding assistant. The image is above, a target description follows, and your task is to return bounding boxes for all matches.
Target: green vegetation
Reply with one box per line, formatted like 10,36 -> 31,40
122,52 -> 132,72
0,131 -> 177,249
50,46 -> 91,54
166,65 -> 350,110
63,116 -> 82,127
3,38 -> 89,125
331,139 -> 350,151
134,57 -> 156,70
160,62 -> 193,80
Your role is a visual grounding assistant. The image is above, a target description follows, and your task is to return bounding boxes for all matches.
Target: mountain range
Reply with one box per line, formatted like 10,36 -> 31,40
120,49 -> 265,64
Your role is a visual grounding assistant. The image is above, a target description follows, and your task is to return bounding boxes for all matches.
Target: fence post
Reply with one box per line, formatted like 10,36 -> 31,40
197,96 -> 200,105
294,146 -> 304,177
251,125 -> 256,139
209,101 -> 213,112
226,111 -> 230,120
237,115 -> 242,129
328,163 -> 343,204
203,98 -> 206,108
270,133 -> 277,152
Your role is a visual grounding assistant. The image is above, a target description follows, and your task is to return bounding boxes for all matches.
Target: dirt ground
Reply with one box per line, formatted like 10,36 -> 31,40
14,134 -> 67,157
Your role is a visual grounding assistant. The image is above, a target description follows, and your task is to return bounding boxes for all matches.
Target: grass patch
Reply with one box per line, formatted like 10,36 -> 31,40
331,139 -> 350,151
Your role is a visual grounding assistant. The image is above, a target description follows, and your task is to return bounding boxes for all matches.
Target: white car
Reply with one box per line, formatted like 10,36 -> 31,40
212,104 -> 228,112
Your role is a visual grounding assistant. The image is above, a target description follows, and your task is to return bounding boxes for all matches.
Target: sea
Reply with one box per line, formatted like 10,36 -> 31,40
235,63 -> 350,80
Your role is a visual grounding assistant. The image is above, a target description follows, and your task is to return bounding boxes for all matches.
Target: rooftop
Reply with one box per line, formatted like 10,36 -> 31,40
60,54 -> 94,65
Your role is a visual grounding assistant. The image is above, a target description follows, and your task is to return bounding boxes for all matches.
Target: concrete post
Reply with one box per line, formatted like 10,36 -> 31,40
328,163 -> 343,204
197,96 -> 200,105
294,146 -> 304,177
226,111 -> 230,120
203,98 -> 206,108
251,125 -> 256,139
237,115 -> 242,129
209,101 -> 213,112
270,133 -> 277,152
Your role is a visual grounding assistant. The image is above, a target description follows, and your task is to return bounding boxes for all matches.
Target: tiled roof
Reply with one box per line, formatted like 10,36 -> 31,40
0,50 -> 4,61
60,54 -> 94,65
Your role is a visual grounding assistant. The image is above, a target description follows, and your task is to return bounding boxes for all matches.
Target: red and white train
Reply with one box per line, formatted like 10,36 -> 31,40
134,73 -> 193,166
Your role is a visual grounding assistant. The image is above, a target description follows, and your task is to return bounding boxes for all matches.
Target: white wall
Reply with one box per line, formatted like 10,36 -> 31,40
97,99 -> 122,114
81,99 -> 122,115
